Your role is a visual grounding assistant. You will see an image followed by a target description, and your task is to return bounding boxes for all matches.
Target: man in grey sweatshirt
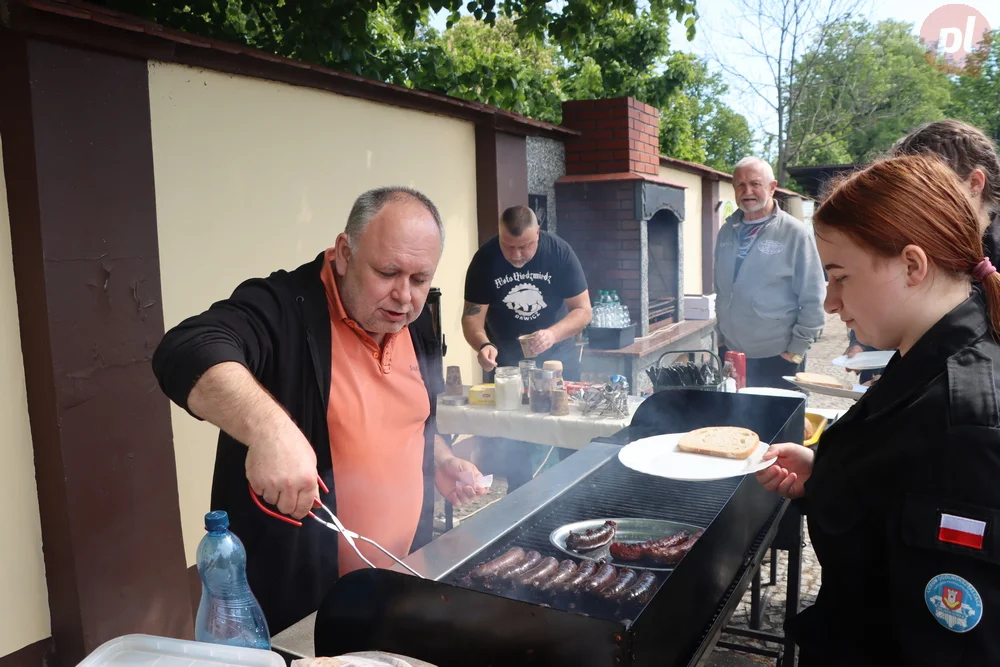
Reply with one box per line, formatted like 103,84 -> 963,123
714,157 -> 827,388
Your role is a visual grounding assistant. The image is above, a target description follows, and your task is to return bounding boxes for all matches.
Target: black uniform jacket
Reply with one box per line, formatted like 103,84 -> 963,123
152,252 -> 444,635
790,294 -> 1000,665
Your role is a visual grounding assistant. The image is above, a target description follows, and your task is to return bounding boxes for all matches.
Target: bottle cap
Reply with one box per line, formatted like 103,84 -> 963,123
205,510 -> 229,531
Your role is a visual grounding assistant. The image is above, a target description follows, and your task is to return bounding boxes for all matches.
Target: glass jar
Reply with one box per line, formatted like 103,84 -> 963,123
542,360 -> 564,386
529,369 -> 556,413
494,366 -> 522,411
518,360 -> 536,405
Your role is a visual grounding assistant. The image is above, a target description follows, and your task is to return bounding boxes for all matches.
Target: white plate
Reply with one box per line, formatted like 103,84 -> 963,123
738,386 -> 807,400
618,432 -> 776,482
783,376 -> 867,400
831,350 -> 895,370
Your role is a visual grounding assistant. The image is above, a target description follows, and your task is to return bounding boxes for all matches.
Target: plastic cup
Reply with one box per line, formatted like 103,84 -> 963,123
519,334 -> 538,358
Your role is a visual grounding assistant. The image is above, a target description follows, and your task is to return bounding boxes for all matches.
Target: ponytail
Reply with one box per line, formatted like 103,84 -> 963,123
977,263 -> 1000,339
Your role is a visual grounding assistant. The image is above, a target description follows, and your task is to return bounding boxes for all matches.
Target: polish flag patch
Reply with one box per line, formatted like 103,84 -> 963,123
938,514 -> 987,550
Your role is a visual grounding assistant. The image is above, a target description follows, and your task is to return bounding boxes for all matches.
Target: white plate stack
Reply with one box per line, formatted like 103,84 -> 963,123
684,293 -> 716,320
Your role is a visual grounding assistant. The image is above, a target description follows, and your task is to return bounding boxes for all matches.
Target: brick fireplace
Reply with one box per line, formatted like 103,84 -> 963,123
555,97 -> 687,338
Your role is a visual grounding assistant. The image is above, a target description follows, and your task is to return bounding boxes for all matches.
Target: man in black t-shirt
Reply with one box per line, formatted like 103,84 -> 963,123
462,205 -> 592,491
463,205 -> 592,380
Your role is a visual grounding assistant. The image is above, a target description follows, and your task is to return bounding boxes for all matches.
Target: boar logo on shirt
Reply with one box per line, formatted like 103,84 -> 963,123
503,283 -> 547,321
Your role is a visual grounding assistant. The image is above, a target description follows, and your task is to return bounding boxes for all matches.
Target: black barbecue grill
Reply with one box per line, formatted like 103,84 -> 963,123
307,390 -> 804,666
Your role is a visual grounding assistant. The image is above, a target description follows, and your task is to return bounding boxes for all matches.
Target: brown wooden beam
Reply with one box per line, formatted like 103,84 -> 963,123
0,639 -> 54,667
474,126 -> 528,247
0,34 -> 192,667
701,177 -> 721,294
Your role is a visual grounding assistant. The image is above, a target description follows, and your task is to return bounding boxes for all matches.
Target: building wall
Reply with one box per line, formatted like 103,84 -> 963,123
526,137 -> 565,233
719,181 -> 737,221
147,62 -> 480,564
0,134 -> 52,656
658,165 -> 703,294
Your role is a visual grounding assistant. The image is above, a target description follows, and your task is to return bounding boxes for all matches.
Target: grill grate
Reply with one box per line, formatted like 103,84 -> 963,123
448,457 -> 742,618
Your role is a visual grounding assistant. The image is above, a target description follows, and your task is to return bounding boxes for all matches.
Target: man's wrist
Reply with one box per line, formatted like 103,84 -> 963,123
479,341 -> 497,352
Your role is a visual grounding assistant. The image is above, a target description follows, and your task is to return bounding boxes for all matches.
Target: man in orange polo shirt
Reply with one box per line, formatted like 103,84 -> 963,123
153,187 -> 487,634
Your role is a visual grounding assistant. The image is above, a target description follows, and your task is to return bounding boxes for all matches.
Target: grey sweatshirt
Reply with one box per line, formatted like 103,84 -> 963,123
714,204 -> 826,358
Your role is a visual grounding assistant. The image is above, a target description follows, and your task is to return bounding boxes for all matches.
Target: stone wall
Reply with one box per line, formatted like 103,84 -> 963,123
526,136 -> 565,233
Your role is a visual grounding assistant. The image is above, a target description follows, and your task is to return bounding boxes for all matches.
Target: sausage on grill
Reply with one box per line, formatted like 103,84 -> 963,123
581,562 -> 617,593
551,559 -> 597,593
597,568 -> 638,600
517,557 -> 560,587
566,521 -> 617,551
620,571 -> 658,605
535,559 -> 578,591
502,550 -> 542,578
470,547 -> 525,580
609,530 -> 689,561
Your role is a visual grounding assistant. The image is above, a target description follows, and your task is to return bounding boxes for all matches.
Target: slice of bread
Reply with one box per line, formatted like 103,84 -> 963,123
795,372 -> 850,389
677,426 -> 760,460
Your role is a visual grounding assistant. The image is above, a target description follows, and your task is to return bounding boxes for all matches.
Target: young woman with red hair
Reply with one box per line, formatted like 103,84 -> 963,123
757,153 -> 1000,665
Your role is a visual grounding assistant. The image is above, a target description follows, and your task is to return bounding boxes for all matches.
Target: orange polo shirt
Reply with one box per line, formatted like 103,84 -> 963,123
319,249 -> 430,575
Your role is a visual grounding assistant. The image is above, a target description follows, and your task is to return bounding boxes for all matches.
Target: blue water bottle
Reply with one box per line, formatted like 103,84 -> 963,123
195,510 -> 271,649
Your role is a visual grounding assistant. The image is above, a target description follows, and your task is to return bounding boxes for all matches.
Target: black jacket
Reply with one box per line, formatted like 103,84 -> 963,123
791,294 -> 1000,665
152,252 -> 444,635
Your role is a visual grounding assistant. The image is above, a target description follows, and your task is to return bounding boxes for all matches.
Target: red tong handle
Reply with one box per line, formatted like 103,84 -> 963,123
248,476 -> 330,527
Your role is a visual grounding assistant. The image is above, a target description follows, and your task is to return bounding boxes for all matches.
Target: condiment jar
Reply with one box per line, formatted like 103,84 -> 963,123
529,369 -> 556,413
518,360 -> 536,405
550,388 -> 570,416
542,360 -> 564,386
494,366 -> 522,411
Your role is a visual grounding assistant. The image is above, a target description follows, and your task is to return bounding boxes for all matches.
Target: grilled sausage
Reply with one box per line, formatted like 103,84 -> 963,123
535,559 -> 578,591
470,547 -> 525,580
502,550 -> 542,578
597,568 -> 638,600
609,530 -> 689,561
581,562 -> 617,593
647,531 -> 702,566
517,557 -> 560,587
620,571 -> 658,605
552,559 -> 597,593
566,520 -> 617,551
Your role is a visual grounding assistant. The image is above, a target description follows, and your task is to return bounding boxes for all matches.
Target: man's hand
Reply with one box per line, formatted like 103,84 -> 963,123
245,423 -> 319,520
780,352 -> 803,364
477,344 -> 498,372
529,329 -> 556,356
435,455 -> 489,506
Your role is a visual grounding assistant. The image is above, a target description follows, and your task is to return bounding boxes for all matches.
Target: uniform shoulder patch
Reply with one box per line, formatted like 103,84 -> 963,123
925,573 -> 983,632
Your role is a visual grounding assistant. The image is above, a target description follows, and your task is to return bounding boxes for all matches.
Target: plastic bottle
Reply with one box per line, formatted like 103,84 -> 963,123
610,292 -> 623,327
195,511 -> 271,649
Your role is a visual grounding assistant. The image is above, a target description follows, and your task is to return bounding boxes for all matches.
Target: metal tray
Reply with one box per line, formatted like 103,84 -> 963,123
549,517 -> 705,572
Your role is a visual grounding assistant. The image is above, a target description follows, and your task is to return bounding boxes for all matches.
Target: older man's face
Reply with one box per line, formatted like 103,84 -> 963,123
334,198 -> 442,338
498,224 -> 540,268
733,164 -> 777,215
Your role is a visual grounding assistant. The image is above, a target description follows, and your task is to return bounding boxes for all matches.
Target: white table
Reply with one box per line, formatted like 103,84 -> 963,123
436,396 -> 645,449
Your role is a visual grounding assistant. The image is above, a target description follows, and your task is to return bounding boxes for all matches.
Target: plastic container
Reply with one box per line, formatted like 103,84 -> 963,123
77,634 -> 283,667
195,511 -> 271,649
587,324 -> 636,350
494,366 -> 522,411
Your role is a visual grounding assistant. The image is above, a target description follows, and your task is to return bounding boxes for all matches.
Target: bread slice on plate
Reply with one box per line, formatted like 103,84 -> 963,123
795,372 -> 850,389
677,426 -> 760,460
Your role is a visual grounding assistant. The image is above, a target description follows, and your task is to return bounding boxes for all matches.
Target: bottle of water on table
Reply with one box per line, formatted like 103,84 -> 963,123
195,510 -> 271,649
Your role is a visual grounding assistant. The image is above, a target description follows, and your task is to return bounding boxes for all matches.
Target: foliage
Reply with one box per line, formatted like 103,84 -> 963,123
949,30 -> 1000,144
788,19 -> 953,166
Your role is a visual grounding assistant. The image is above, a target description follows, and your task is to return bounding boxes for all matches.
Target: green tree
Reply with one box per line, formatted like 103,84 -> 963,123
90,0 -> 697,85
408,17 -> 565,122
788,19 -> 952,167
658,56 -> 755,172
950,30 -> 1000,143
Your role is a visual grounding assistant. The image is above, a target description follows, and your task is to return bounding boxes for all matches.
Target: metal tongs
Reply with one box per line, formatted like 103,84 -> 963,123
248,477 -> 424,578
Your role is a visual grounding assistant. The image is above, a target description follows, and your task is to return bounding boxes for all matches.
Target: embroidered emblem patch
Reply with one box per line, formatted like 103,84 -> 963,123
938,513 -> 986,550
925,573 -> 983,632
756,240 -> 784,255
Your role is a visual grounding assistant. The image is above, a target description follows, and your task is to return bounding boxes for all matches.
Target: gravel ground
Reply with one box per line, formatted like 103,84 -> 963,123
433,313 -> 856,667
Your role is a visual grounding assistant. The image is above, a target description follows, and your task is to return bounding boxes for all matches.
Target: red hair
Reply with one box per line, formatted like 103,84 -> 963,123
815,154 -> 1000,337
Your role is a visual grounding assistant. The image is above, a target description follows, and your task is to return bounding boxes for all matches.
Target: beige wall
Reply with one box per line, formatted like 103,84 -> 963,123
0,136 -> 51,655
148,62 -> 480,564
659,165 -> 704,295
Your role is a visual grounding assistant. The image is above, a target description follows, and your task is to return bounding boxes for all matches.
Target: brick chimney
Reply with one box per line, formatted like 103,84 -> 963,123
560,98 -> 661,176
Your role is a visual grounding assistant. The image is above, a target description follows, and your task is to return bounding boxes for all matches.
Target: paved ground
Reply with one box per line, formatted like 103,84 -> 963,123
433,313 -> 856,667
